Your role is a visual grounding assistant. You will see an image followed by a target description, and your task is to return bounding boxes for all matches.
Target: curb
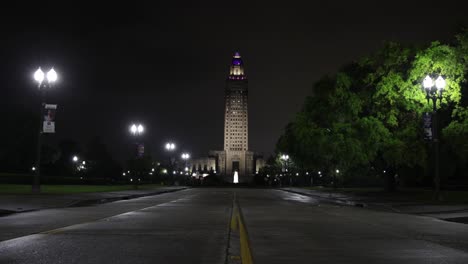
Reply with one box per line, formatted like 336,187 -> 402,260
0,187 -> 188,217
279,188 -> 367,208
67,187 -> 189,207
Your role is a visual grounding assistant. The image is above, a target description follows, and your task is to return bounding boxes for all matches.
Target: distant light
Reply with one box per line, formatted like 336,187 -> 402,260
162,169 -> 167,174
181,153 -> 190,159
149,172 -> 153,175
180,172 -> 183,175
233,171 -> 239,183
318,171 -> 322,175
336,169 -> 340,174
435,76 -> 446,90
214,170 -> 217,173
296,173 -> 299,176
137,124 -> 144,133
130,124 -> 137,134
173,170 -> 176,175
130,179 -> 133,182
185,167 -> 189,171
122,172 -> 126,176
423,75 -> 434,89
46,68 -> 58,82
82,161 -> 86,165
34,68 -> 45,84
165,142 -> 176,151
32,166 -> 36,171
383,170 -> 386,173
72,156 -> 79,162
306,172 -> 309,175
127,170 -> 130,173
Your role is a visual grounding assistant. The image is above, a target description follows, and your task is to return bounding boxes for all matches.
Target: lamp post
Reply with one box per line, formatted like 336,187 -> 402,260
181,153 -> 190,170
280,154 -> 291,186
165,142 -> 176,184
130,123 -> 144,188
422,75 -> 445,200
181,153 -> 190,185
32,67 -> 58,193
334,169 -> 340,189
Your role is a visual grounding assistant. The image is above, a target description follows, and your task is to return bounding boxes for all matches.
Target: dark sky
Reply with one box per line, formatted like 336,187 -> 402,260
2,1 -> 468,162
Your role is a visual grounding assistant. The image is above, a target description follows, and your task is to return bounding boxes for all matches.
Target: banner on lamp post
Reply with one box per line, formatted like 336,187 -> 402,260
43,104 -> 57,133
423,112 -> 432,140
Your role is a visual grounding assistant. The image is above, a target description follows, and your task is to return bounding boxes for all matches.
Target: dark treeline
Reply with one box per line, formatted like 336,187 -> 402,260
272,30 -> 468,190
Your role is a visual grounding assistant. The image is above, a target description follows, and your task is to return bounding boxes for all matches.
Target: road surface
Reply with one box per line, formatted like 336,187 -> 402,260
1,188 -> 468,263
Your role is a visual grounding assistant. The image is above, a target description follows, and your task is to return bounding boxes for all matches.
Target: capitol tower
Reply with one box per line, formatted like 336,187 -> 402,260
218,52 -> 254,183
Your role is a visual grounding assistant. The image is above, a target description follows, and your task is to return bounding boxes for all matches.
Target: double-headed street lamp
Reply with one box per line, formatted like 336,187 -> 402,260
422,75 -> 446,200
130,124 -> 144,136
32,67 -> 58,193
181,152 -> 190,171
129,123 -> 144,187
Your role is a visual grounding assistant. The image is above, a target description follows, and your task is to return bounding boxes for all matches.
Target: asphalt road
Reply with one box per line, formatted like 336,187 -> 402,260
1,188 -> 468,263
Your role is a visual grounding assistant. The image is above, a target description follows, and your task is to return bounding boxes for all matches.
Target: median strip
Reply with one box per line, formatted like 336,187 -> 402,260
227,193 -> 254,264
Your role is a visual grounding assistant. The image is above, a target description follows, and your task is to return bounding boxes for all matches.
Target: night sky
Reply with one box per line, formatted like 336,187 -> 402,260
2,1 -> 468,162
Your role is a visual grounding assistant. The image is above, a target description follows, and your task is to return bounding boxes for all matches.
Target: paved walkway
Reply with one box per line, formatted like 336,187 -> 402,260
281,187 -> 468,223
0,187 -> 187,215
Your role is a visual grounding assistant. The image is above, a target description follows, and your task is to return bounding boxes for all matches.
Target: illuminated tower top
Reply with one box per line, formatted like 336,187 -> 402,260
228,52 -> 247,80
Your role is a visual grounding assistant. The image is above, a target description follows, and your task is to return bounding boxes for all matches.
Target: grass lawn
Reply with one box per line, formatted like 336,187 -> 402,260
0,184 -> 163,195
303,186 -> 468,204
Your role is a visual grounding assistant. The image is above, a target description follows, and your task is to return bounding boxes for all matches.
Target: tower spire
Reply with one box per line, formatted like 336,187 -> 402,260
229,51 -> 246,80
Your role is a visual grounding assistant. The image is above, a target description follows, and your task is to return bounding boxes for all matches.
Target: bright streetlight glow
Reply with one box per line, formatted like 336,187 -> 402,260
181,153 -> 190,160
130,123 -> 144,135
34,68 -> 45,84
280,154 -> 289,160
423,75 -> 434,89
165,142 -> 176,151
435,76 -> 446,90
336,169 -> 340,174
32,166 -> 36,171
46,68 -> 58,82
72,156 -> 79,162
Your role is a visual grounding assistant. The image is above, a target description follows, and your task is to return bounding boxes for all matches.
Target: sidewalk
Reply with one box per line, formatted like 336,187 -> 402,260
0,186 -> 187,216
280,187 -> 468,223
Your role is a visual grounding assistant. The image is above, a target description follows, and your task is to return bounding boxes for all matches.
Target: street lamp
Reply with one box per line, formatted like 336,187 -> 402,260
130,123 -> 144,136
280,154 -> 291,186
129,123 -> 144,188
165,142 -> 176,151
72,155 -> 79,162
422,75 -> 445,200
32,67 -> 58,193
181,152 -> 190,171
